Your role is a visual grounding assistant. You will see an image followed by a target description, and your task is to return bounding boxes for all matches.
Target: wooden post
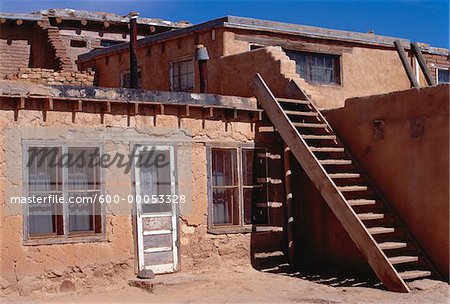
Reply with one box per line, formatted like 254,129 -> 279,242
410,42 -> 436,86
283,144 -> 295,268
394,40 -> 420,88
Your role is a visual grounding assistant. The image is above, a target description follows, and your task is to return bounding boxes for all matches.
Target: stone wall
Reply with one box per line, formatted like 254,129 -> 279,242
5,68 -> 95,86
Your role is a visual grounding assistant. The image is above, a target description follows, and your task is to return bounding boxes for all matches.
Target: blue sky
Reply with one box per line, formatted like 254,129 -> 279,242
0,0 -> 448,48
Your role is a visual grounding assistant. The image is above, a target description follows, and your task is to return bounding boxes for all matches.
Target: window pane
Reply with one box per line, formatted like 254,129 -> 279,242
438,69 -> 449,83
138,150 -> 172,213
68,147 -> 100,190
171,59 -> 194,92
28,147 -> 62,192
68,192 -> 97,232
212,149 -> 237,186
212,187 -> 239,225
28,193 -> 61,235
285,49 -> 339,84
242,149 -> 266,186
67,147 -> 101,233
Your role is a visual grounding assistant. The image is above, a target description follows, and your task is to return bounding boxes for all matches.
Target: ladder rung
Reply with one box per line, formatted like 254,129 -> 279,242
302,135 -> 336,140
388,256 -> 419,265
284,110 -> 318,116
277,98 -> 310,105
368,227 -> 395,235
399,270 -> 431,280
293,122 -> 328,128
337,186 -> 368,192
348,199 -> 377,206
378,242 -> 408,250
329,173 -> 360,179
310,147 -> 344,152
320,159 -> 352,165
357,213 -> 385,220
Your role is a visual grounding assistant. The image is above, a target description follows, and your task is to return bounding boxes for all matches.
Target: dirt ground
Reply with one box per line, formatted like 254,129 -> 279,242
3,266 -> 449,304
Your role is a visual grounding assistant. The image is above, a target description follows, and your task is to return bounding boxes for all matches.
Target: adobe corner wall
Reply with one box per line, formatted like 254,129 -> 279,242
324,84 -> 450,279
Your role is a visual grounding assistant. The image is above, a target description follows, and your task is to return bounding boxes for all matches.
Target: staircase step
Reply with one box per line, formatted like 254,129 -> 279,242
388,256 -> 419,265
399,270 -> 431,280
293,122 -> 328,128
358,213 -> 385,220
284,110 -> 319,116
302,134 -> 337,140
378,242 -> 408,250
277,98 -> 310,105
310,147 -> 345,152
348,199 -> 377,206
368,227 -> 395,235
337,186 -> 368,192
319,159 -> 352,165
329,173 -> 360,179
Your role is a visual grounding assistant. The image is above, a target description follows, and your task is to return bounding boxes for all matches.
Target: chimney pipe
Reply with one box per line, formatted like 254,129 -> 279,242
129,12 -> 139,89
195,45 -> 209,93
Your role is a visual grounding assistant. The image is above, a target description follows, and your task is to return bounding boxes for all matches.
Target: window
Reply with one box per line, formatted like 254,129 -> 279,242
285,50 -> 341,85
249,44 -> 265,51
170,58 -> 194,92
70,40 -> 87,48
437,68 -> 449,84
209,147 -> 269,230
25,145 -> 103,241
121,69 -> 142,89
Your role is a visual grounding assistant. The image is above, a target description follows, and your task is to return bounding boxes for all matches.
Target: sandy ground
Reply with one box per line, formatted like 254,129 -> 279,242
3,266 -> 449,304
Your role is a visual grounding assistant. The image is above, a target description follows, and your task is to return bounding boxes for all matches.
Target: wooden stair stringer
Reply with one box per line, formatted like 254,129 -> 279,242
253,73 -> 410,293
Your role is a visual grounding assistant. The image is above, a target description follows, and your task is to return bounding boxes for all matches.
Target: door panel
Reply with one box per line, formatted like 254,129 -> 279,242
135,146 -> 178,274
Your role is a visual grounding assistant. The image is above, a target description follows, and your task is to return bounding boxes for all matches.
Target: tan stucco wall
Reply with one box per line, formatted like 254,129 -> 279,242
324,84 -> 450,278
0,107 -> 271,295
79,27 -> 448,109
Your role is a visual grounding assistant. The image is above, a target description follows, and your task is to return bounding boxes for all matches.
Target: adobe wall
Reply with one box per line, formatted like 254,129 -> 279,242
5,68 -> 95,86
77,27 -> 450,109
324,84 -> 450,278
0,97 -> 284,296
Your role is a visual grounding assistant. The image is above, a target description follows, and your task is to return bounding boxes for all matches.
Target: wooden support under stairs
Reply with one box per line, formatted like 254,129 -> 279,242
253,73 -> 440,293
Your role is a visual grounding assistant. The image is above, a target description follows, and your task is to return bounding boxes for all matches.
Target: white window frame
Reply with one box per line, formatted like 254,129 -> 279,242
436,67 -> 450,84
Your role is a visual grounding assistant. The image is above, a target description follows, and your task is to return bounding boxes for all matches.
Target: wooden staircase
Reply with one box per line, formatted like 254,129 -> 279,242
253,73 -> 440,293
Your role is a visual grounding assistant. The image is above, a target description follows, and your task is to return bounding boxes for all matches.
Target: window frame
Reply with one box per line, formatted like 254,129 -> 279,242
207,145 -> 270,234
436,67 -> 450,84
285,49 -> 342,86
22,142 -> 106,245
169,57 -> 195,92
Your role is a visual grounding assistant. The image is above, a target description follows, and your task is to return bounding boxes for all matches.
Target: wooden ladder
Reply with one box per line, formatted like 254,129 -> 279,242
253,73 -> 440,293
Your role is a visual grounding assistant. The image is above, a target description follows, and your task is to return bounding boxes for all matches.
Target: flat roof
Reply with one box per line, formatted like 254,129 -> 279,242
78,15 -> 449,63
0,8 -> 190,28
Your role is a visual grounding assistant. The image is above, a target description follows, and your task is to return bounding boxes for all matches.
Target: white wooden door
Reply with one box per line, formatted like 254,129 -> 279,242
135,146 -> 178,274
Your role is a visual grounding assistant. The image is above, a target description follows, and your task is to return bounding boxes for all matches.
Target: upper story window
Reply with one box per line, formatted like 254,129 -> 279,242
70,40 -> 87,48
25,145 -> 103,242
437,68 -> 449,84
208,147 -> 269,231
170,58 -> 194,92
285,50 -> 341,85
121,69 -> 142,89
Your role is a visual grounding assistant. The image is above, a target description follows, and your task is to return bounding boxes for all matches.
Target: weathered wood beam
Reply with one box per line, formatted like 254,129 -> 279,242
394,40 -> 419,88
410,42 -> 436,86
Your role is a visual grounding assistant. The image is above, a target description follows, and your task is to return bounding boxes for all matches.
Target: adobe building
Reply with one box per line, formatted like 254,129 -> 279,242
0,8 -> 189,76
0,13 -> 448,297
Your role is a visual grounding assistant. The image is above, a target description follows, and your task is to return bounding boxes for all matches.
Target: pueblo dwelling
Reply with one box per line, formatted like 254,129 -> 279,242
0,12 -> 449,296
